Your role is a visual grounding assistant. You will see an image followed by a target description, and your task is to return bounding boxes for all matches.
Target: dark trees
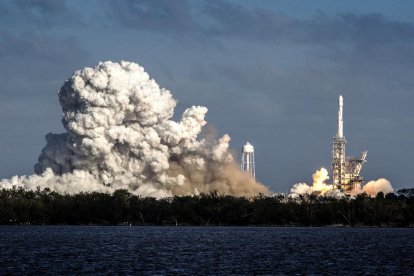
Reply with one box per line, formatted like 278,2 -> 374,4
0,188 -> 413,227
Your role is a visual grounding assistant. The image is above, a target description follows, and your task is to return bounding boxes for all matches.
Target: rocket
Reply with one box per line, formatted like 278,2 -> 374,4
337,95 -> 343,138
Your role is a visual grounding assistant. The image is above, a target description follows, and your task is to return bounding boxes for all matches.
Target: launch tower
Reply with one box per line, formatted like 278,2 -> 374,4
241,142 -> 255,179
332,96 -> 367,192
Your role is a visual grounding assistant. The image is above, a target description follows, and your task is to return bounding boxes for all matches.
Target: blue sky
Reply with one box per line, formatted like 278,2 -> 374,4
0,0 -> 413,192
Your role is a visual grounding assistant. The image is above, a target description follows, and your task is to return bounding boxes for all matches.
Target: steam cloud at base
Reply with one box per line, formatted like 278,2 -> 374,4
290,168 -> 394,197
0,61 -> 269,197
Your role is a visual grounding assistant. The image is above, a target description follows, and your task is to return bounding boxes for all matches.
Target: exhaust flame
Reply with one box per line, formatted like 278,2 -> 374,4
290,168 -> 394,197
0,61 -> 269,197
290,168 -> 336,196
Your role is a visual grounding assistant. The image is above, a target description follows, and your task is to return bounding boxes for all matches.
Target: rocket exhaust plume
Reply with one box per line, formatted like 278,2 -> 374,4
290,168 -> 394,197
0,61 -> 269,197
290,168 -> 339,197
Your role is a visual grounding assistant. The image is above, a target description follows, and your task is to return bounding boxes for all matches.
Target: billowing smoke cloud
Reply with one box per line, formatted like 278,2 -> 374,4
290,168 -> 394,197
0,61 -> 269,197
351,178 -> 394,196
363,179 -> 394,195
290,168 -> 341,197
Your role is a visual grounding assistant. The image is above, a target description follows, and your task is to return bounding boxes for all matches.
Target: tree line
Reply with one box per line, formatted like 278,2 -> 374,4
0,187 -> 413,227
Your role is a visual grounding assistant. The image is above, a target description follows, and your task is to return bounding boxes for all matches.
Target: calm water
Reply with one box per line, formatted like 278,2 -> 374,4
0,226 -> 413,274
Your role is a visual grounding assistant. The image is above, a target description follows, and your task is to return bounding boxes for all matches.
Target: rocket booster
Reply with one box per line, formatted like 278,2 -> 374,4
337,95 -> 343,138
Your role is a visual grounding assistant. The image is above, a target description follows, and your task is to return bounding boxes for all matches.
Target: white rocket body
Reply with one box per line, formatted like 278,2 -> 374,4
338,95 -> 343,138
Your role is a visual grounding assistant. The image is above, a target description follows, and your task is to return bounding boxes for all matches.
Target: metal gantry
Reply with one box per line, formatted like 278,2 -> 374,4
332,96 -> 367,192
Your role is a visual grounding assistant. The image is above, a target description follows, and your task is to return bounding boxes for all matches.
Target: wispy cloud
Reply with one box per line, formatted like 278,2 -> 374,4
107,0 -> 198,33
106,0 -> 414,46
0,0 -> 84,28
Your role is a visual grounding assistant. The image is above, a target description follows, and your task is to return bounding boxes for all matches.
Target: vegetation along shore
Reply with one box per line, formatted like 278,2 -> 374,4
1,188 -> 413,227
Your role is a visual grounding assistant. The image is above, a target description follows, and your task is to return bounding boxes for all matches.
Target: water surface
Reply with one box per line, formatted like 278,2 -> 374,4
1,226 -> 413,274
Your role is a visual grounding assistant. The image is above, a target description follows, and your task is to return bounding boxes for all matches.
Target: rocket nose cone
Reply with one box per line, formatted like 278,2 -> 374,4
339,95 -> 343,105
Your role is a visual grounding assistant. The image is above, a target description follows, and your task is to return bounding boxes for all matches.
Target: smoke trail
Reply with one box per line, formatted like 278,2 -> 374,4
0,61 -> 269,197
290,168 -> 394,197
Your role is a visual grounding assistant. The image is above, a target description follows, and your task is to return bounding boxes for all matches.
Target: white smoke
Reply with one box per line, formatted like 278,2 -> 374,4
363,178 -> 394,195
351,178 -> 394,196
290,168 -> 342,197
290,167 -> 394,197
0,61 -> 268,197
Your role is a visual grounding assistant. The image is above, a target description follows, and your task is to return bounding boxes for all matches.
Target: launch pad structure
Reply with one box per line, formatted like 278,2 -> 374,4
332,95 -> 367,192
238,96 -> 366,192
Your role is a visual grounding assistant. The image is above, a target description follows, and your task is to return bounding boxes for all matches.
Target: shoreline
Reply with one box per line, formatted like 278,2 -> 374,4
1,224 -> 413,228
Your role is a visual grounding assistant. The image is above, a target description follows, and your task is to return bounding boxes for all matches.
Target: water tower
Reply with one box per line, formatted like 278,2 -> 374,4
241,142 -> 255,179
